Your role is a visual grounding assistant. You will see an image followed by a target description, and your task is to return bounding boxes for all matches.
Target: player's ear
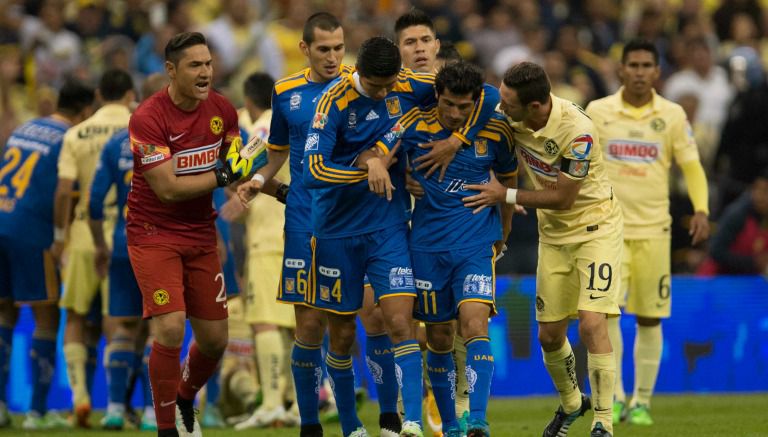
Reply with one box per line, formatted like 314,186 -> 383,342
299,41 -> 310,57
165,60 -> 176,79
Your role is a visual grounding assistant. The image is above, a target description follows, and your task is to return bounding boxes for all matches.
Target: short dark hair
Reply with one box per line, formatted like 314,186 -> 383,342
436,41 -> 462,65
165,32 -> 207,64
303,12 -> 342,45
243,72 -> 275,110
57,80 -> 95,116
435,61 -> 483,100
99,68 -> 134,101
622,39 -> 659,65
502,62 -> 551,105
394,9 -> 435,40
356,37 -> 401,78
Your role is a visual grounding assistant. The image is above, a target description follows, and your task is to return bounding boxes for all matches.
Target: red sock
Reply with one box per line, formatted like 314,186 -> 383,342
149,341 -> 181,431
178,342 -> 222,401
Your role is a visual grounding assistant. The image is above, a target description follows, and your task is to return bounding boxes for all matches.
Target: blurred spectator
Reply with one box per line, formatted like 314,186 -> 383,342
19,0 -> 83,88
543,51 -> 586,106
416,0 -> 465,43
713,0 -> 763,42
554,24 -> 608,102
469,5 -> 520,68
268,0 -> 311,76
133,23 -> 176,77
664,37 -> 734,137
698,170 -> 768,275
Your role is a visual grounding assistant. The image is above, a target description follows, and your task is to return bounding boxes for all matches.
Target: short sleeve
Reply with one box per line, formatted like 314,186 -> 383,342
57,131 -> 79,180
128,110 -> 172,171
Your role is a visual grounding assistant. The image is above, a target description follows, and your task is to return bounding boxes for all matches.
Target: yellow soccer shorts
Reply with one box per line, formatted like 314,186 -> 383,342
535,226 -> 623,322
60,220 -> 108,315
620,238 -> 671,318
244,250 -> 296,328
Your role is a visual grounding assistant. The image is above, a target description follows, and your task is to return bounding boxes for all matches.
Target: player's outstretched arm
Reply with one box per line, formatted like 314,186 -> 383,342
463,171 -> 582,213
237,148 -> 288,205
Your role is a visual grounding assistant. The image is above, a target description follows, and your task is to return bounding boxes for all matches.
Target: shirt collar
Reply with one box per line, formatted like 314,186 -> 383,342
614,87 -> 661,116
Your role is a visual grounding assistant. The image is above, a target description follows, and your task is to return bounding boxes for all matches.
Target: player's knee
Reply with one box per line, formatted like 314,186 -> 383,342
537,329 -> 566,351
426,324 -> 453,351
153,322 -> 185,348
460,317 -> 488,340
577,317 -> 606,346
359,306 -> 386,334
384,313 -> 412,344
295,313 -> 325,344
197,337 -> 228,359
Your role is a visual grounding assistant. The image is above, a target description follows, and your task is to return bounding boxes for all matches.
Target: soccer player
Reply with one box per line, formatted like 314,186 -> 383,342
302,37 -> 498,437
585,39 -> 710,426
370,62 -> 517,437
463,62 -> 622,437
126,32 -> 258,437
0,81 -> 95,429
89,73 -> 169,430
51,68 -> 136,428
395,9 -> 441,74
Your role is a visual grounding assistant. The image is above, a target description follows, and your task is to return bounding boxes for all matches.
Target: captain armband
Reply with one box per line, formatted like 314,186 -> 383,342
560,157 -> 590,179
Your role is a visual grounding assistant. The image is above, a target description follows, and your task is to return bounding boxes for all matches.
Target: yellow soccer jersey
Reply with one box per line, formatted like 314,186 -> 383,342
238,109 -> 290,253
509,94 -> 621,245
59,104 -> 130,247
586,89 -> 700,239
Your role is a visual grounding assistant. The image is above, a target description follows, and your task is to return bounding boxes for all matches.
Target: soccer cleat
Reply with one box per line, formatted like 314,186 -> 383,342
443,427 -> 463,437
233,405 -> 286,430
590,422 -> 612,437
541,394 -> 591,437
175,404 -> 202,437
457,411 -> 469,435
201,405 -> 225,428
281,403 -> 301,427
467,418 -> 490,437
424,390 -> 443,437
74,402 -> 92,428
22,412 -> 47,430
44,411 -> 73,429
0,402 -> 11,428
349,426 -> 370,437
101,410 -> 125,430
399,420 -> 424,437
380,411 -> 402,437
140,412 -> 158,431
627,404 -> 654,425
611,401 -> 626,425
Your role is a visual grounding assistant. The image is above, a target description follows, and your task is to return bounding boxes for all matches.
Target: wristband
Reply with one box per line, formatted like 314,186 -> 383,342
54,227 -> 66,242
214,167 -> 232,187
275,183 -> 289,204
251,173 -> 265,185
505,188 -> 518,205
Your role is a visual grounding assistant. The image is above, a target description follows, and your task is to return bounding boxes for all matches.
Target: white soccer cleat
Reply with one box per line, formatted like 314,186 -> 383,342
348,426 -> 370,437
234,405 -> 286,430
175,405 -> 202,437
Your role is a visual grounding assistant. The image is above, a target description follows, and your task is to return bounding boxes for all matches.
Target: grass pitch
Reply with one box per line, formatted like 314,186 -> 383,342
0,393 -> 766,436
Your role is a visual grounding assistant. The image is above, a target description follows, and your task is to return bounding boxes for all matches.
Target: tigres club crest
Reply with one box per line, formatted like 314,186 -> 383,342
650,118 -> 666,132
210,116 -> 224,135
544,139 -> 559,155
474,139 -> 488,157
285,278 -> 295,294
153,289 -> 170,306
386,96 -> 402,118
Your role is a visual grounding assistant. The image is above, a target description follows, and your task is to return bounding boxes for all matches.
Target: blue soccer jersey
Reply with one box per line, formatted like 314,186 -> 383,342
268,66 -> 354,234
89,129 -> 132,258
384,109 -> 518,251
303,69 -> 500,239
0,116 -> 70,247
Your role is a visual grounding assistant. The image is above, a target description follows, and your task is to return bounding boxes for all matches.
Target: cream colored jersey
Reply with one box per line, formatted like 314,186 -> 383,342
238,109 -> 291,253
509,94 -> 621,245
586,89 -> 700,239
59,104 -> 130,249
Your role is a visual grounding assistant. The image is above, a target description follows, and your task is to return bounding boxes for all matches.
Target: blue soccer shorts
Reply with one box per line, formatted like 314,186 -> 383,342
277,231 -> 313,305
108,256 -> 143,317
412,243 -> 496,323
308,225 -> 415,314
0,236 -> 59,304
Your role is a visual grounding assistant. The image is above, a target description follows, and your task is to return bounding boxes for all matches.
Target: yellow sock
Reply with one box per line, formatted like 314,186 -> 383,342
255,330 -> 285,410
63,342 -> 89,407
632,324 -> 662,407
606,316 -> 625,403
542,340 -> 582,413
588,352 -> 615,433
452,334 -> 469,417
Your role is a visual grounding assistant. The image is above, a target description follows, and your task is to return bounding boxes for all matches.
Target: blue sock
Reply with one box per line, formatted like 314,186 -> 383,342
326,351 -> 362,435
427,349 -> 459,430
29,337 -> 56,415
141,344 -> 153,408
393,340 -> 423,425
206,366 -> 221,405
86,346 -> 98,395
0,326 -> 12,404
291,340 -> 323,426
366,334 -> 398,414
465,336 -> 493,422
106,347 -> 134,405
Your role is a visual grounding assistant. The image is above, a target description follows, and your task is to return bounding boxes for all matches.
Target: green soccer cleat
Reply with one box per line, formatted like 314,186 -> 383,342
590,422 -> 612,437
542,394 -> 591,437
458,411 -> 470,435
399,420 -> 424,437
466,418 -> 490,437
201,405 -> 226,428
627,404 -> 654,425
443,427 -> 464,437
612,401 -> 626,425
140,413 -> 158,431
101,411 -> 125,430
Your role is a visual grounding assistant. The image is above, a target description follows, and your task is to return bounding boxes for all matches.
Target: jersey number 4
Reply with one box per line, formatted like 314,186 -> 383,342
0,149 -> 40,199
